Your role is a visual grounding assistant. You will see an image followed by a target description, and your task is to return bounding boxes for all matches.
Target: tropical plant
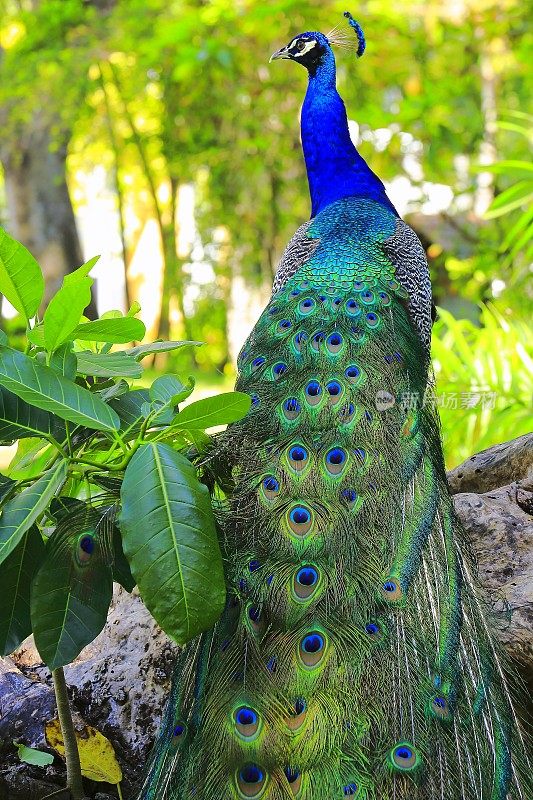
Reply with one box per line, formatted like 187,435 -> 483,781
0,228 -> 249,798
432,304 -> 532,467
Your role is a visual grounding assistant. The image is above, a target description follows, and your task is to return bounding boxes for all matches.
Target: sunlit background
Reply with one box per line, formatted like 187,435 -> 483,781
0,0 -> 531,467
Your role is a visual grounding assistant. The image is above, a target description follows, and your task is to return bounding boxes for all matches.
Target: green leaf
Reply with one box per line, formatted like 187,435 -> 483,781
26,324 -> 45,347
0,228 -> 44,322
112,526 -> 135,592
49,344 -> 77,380
479,160 -> 533,176
0,527 -> 45,655
43,276 -> 93,352
98,380 -> 129,402
119,443 -> 225,643
75,351 -> 143,379
0,347 -> 120,432
109,389 -> 150,436
150,375 -> 194,406
0,474 -> 15,503
63,256 -> 100,285
8,439 -> 56,481
73,317 -> 146,344
484,182 -> 533,219
0,330 -> 7,345
31,533 -> 113,670
0,461 -> 67,565
126,340 -> 202,359
148,377 -> 194,425
126,300 -> 141,316
0,385 -> 65,443
14,742 -> 54,767
172,391 -> 251,430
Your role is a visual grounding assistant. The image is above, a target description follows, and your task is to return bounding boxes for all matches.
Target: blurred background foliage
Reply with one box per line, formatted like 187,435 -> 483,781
0,0 -> 531,467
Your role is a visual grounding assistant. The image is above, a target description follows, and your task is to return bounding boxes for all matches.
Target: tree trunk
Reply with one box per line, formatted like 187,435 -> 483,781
0,118 -> 97,317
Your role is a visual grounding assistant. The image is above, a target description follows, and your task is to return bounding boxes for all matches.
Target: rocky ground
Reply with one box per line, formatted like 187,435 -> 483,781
0,433 -> 531,799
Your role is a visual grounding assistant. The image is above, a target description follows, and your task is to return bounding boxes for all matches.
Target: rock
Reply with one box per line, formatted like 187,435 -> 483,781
0,657 -> 56,749
447,432 -> 533,494
453,484 -> 533,673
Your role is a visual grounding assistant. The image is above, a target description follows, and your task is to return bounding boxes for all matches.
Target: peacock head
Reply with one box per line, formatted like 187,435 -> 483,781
270,12 -> 365,75
270,31 -> 331,74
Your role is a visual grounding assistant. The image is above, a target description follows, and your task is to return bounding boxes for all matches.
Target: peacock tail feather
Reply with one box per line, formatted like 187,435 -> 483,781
136,198 -> 531,799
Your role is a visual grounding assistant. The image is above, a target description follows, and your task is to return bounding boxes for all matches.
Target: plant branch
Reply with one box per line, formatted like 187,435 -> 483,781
52,668 -> 85,800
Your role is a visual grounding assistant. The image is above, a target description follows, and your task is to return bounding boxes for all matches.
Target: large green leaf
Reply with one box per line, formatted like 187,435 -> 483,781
0,228 -> 44,322
63,256 -> 99,285
76,351 -> 142,379
0,347 -> 120,432
48,344 -> 77,380
126,340 -> 202,359
484,181 -> 533,219
0,461 -> 67,565
119,443 -> 225,643
7,439 -> 56,481
31,537 -> 113,670
110,389 -> 149,436
0,527 -> 45,655
43,276 -> 93,352
148,375 -> 194,424
0,385 -> 64,443
172,391 -> 251,430
73,317 -> 146,343
150,375 -> 193,406
0,475 -> 15,503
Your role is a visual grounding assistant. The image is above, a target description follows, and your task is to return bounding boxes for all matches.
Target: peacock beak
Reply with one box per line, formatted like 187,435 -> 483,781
269,45 -> 291,62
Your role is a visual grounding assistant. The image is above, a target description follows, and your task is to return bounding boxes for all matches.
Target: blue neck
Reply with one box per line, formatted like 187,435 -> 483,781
301,50 -> 397,218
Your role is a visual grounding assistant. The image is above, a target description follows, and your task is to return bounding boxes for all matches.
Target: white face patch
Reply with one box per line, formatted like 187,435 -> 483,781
291,38 -> 317,58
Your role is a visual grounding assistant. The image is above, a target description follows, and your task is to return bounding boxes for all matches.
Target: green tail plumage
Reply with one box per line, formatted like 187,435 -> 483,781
137,197 -> 531,799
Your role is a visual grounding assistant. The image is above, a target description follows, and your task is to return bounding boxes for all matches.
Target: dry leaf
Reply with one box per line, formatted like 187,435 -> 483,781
45,718 -> 122,784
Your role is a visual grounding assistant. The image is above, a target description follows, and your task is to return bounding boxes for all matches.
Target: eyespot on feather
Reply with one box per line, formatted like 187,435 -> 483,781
339,402 -> 356,424
325,447 -> 347,475
380,577 -> 404,602
390,742 -> 419,771
299,631 -> 327,668
293,565 -> 320,600
345,298 -> 361,316
287,505 -> 313,537
298,298 -> 315,315
326,380 -> 343,405
237,763 -> 267,797
76,533 -> 95,566
343,783 -> 359,796
305,380 -> 322,406
326,332 -> 343,354
171,722 -> 186,745
262,475 -> 279,501
234,706 -> 261,739
288,445 -> 309,472
292,331 -> 307,353
310,331 -> 325,352
272,362 -> 287,379
286,698 -> 307,731
284,767 -> 302,794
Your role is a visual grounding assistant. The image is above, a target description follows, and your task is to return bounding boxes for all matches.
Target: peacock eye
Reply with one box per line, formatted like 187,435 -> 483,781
296,39 -> 306,52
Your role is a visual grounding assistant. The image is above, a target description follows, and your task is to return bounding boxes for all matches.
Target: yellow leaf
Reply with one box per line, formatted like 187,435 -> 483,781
45,718 -> 122,784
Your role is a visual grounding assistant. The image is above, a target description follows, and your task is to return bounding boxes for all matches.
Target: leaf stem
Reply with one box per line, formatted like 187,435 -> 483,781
51,668 -> 85,800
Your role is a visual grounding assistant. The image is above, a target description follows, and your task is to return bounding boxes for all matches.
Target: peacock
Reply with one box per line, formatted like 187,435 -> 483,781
136,13 -> 531,800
